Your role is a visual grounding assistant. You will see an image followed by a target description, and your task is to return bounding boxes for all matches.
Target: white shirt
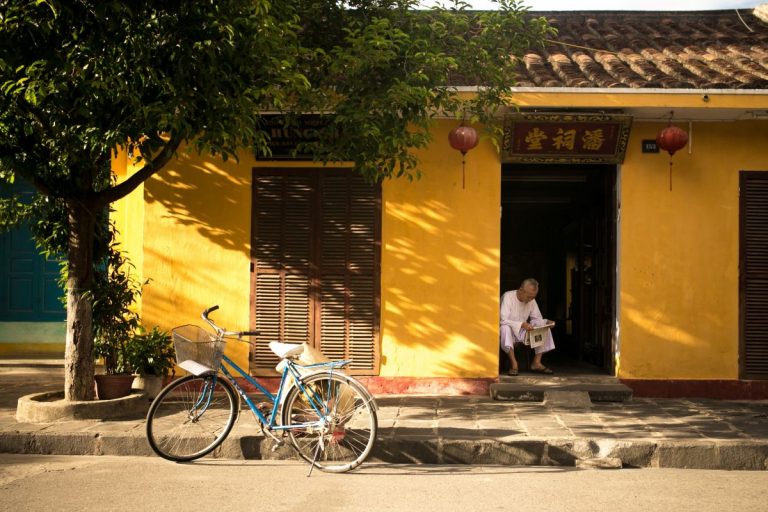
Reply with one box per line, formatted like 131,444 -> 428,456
500,290 -> 545,336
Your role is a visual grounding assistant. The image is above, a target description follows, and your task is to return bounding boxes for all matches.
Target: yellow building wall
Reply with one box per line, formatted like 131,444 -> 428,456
114,120 -> 502,378
379,121 -> 501,377
112,99 -> 768,382
112,148 -> 145,291
618,119 -> 768,380
134,149 -> 260,369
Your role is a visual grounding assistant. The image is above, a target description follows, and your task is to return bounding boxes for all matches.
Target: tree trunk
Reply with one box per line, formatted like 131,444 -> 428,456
64,200 -> 97,401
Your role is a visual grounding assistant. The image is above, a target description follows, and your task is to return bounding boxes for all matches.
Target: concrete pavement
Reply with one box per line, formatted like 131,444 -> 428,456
1,360 -> 767,470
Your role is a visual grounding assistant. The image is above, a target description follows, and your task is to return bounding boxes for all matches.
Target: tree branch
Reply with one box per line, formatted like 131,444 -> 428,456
0,144 -> 58,196
95,136 -> 183,207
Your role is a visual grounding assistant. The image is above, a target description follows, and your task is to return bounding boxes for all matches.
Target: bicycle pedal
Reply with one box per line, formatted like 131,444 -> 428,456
271,439 -> 285,452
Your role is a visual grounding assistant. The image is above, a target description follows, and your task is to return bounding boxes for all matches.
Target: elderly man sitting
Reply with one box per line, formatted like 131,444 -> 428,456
499,278 -> 555,376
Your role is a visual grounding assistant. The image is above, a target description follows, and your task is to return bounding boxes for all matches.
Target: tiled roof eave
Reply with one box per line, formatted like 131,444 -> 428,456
452,86 -> 768,95
504,10 -> 768,90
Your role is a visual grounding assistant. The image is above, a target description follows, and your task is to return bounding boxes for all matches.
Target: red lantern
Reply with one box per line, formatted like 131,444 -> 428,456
656,125 -> 688,156
656,125 -> 688,190
448,124 -> 479,188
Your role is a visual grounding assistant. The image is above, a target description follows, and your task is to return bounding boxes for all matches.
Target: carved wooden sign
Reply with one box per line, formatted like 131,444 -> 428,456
257,115 -> 331,160
503,113 -> 632,164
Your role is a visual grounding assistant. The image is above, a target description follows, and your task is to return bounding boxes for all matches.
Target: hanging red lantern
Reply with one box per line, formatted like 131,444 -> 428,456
656,125 -> 688,156
656,124 -> 688,191
448,123 -> 479,189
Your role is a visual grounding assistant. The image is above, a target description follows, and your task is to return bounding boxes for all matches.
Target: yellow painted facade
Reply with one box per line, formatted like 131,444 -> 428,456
103,92 -> 768,382
379,121 -> 500,377
113,121 -> 503,379
619,119 -> 767,380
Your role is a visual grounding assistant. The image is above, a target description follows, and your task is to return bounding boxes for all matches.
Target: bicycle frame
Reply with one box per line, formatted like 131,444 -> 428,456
215,351 -> 351,431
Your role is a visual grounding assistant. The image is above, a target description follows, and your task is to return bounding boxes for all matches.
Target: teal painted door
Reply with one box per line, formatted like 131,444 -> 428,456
0,180 -> 65,321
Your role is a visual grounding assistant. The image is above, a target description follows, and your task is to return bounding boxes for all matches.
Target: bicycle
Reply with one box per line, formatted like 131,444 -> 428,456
145,305 -> 378,474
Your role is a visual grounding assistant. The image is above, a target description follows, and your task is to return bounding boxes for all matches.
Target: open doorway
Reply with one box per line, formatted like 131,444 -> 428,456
500,164 -> 617,375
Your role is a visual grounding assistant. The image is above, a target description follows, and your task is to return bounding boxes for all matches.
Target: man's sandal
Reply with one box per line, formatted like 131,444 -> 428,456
507,368 -> 519,376
530,366 -> 554,375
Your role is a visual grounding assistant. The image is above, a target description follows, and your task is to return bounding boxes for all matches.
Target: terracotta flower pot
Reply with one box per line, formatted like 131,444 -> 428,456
94,374 -> 135,400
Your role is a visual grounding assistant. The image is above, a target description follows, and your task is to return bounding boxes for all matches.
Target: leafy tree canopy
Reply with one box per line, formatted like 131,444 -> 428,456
0,0 -> 552,400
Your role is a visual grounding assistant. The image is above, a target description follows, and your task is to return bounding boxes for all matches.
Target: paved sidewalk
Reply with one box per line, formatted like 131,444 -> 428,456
1,362 -> 768,470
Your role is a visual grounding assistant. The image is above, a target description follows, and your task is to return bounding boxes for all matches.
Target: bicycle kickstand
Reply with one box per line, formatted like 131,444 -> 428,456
306,434 -> 325,478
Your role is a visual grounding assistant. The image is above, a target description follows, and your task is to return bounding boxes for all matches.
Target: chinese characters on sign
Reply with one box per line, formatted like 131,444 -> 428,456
503,113 -> 632,164
256,115 -> 334,160
526,126 -> 605,151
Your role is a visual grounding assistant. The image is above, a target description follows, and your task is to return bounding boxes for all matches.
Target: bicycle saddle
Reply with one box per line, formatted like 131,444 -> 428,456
269,341 -> 304,359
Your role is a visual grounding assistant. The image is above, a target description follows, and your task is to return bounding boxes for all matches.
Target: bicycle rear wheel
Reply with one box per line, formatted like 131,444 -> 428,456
282,372 -> 377,473
146,374 -> 238,462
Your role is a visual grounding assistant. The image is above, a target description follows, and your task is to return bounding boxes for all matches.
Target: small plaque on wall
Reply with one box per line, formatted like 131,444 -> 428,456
642,139 -> 659,153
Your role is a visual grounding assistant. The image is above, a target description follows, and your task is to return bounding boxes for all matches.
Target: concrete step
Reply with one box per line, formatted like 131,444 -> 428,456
490,381 -> 633,403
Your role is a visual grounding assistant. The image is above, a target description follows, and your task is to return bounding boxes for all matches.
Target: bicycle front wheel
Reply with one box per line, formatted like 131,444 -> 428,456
146,374 -> 238,462
282,372 -> 377,473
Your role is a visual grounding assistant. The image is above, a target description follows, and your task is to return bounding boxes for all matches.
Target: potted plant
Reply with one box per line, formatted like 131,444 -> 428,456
92,240 -> 142,399
127,326 -> 175,399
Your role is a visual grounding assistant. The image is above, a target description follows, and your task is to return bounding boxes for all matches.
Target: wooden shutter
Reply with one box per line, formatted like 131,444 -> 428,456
251,174 -> 314,370
250,169 -> 380,375
740,171 -> 768,379
318,174 -> 379,372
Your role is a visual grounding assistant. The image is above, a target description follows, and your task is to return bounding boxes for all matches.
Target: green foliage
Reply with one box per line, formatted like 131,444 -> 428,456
126,326 -> 174,377
0,0 -> 552,199
0,0 -> 552,395
91,239 -> 142,375
289,0 -> 554,180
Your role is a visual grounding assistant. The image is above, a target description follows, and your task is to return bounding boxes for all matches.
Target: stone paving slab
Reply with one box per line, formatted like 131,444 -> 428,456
1,363 -> 768,469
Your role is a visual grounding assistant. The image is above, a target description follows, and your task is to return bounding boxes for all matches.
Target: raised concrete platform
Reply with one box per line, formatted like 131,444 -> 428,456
490,374 -> 633,403
16,391 -> 148,423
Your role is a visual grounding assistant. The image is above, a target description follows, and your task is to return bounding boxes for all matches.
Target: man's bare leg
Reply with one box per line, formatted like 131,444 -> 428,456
508,349 -> 518,374
531,353 -> 553,373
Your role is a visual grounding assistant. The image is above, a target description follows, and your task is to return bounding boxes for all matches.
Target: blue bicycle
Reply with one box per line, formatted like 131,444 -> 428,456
145,306 -> 378,473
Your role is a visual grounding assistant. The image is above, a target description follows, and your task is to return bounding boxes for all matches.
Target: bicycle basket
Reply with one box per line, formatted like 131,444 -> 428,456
172,324 -> 225,370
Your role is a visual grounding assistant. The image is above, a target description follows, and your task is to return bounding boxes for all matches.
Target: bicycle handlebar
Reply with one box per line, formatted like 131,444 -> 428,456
202,305 -> 261,339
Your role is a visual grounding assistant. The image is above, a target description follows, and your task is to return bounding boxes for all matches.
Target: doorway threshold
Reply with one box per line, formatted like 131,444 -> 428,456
491,373 -> 632,403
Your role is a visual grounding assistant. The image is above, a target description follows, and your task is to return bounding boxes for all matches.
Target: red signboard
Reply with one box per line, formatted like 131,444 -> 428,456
503,113 -> 632,164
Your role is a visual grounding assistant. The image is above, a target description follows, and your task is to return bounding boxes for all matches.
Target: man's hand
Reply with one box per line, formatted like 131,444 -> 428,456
522,322 -> 534,331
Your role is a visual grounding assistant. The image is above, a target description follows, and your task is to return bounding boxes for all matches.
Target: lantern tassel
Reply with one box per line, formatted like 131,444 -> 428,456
669,159 -> 673,191
461,153 -> 466,189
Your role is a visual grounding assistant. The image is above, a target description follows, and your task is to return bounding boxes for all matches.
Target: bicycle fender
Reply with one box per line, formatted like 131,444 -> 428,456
294,371 -> 378,412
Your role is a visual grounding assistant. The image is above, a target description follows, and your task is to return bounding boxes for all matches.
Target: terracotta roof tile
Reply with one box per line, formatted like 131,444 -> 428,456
514,10 -> 768,89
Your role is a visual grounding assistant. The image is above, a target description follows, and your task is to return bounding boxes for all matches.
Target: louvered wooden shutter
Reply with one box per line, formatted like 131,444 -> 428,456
318,174 -> 379,372
740,171 -> 768,379
251,174 -> 314,370
251,169 -> 380,375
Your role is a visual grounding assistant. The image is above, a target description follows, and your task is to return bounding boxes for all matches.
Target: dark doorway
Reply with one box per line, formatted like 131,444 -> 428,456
500,164 -> 616,374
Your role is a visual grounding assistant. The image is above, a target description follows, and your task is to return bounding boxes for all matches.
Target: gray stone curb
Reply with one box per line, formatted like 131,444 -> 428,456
2,429 -> 767,470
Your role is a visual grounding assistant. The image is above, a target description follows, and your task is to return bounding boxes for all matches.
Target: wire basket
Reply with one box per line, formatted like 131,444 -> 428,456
172,324 -> 225,370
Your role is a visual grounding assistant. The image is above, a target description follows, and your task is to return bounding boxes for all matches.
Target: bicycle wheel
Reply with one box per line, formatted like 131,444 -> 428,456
282,372 -> 377,473
146,374 -> 238,462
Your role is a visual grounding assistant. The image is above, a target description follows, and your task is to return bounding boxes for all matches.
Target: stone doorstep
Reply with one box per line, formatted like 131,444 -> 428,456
490,383 -> 633,403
